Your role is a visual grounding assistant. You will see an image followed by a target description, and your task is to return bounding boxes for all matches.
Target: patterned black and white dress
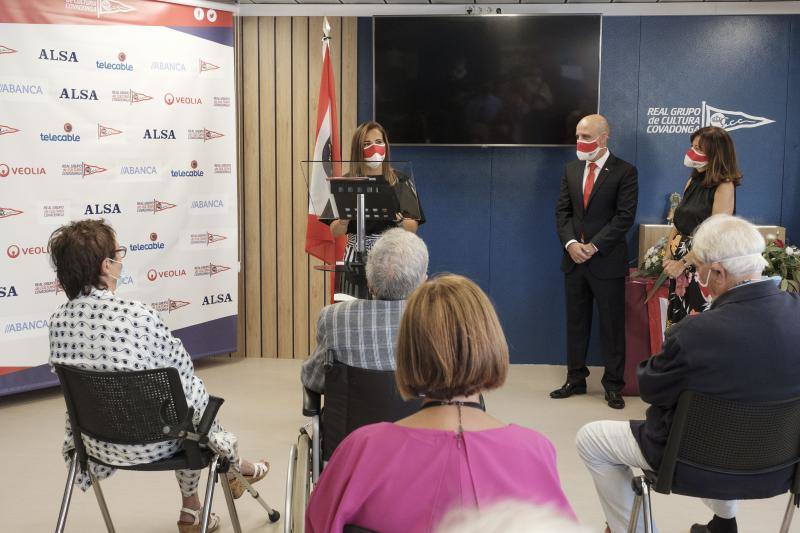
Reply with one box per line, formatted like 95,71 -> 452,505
49,287 -> 239,496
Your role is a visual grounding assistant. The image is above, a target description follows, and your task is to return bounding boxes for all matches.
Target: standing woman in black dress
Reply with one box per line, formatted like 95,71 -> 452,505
328,121 -> 425,296
662,126 -> 740,330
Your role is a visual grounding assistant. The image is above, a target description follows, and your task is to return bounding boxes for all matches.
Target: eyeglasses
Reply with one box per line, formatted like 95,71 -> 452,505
113,246 -> 127,259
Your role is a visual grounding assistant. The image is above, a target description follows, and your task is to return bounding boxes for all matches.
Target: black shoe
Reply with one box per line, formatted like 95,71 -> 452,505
690,516 -> 737,533
550,381 -> 587,399
605,390 -> 625,409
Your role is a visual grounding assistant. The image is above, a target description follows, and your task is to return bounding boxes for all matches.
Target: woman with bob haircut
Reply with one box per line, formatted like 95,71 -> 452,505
305,274 -> 575,532
47,219 -> 269,533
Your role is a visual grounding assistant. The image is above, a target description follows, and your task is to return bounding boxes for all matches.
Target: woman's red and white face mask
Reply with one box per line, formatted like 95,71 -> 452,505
684,147 -> 708,169
363,142 -> 386,169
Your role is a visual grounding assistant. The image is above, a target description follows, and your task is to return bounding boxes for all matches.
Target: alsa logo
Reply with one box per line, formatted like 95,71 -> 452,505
202,293 -> 232,306
0,163 -> 46,177
195,263 -> 231,277
200,59 -> 219,73
0,124 -> 21,136
147,268 -> 187,282
121,165 -> 157,176
164,93 -> 202,105
0,45 -> 17,55
98,124 -> 122,138
111,90 -> 151,104
151,299 -> 190,313
39,49 -> 78,62
0,286 -> 18,298
61,162 -> 106,178
191,232 -> 227,246
65,0 -> 135,17
84,203 -> 122,215
191,199 -> 224,209
0,207 -> 23,219
143,129 -> 176,140
60,88 -> 98,101
188,128 -> 224,141
137,199 -> 176,214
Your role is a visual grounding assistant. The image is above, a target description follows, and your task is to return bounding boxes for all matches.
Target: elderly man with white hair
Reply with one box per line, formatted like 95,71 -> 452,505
576,215 -> 800,533
301,228 -> 429,393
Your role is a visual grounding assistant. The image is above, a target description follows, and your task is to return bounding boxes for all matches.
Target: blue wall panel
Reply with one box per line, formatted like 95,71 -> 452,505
358,15 -> 800,364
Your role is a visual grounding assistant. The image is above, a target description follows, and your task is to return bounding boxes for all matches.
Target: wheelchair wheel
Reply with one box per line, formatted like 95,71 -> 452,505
290,431 -> 312,533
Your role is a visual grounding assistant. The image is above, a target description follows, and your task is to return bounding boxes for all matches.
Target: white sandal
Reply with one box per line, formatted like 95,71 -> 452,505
177,507 -> 220,533
228,458 -> 270,499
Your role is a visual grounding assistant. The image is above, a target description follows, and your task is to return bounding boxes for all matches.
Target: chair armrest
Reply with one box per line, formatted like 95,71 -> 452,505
197,396 -> 225,436
303,387 -> 322,417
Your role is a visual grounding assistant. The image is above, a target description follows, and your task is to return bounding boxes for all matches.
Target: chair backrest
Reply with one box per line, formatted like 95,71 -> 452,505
322,361 -> 421,460
54,364 -> 189,466
656,390 -> 800,497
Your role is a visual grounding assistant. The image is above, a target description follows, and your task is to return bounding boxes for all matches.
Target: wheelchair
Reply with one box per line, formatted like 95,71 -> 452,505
284,352 -> 420,533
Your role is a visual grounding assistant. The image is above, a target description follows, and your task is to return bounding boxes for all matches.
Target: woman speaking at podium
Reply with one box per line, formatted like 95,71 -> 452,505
327,121 -> 425,296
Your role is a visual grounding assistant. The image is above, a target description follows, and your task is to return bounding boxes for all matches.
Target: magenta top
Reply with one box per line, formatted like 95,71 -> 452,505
305,422 -> 575,533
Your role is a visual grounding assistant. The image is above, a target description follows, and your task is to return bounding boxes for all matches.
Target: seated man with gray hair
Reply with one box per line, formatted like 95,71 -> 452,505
301,228 -> 429,393
576,215 -> 800,533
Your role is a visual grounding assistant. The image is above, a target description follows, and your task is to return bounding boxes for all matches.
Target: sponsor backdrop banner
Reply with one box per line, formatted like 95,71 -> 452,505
0,0 -> 237,396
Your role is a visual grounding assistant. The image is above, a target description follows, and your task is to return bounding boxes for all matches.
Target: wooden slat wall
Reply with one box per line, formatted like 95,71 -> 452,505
234,17 -> 358,358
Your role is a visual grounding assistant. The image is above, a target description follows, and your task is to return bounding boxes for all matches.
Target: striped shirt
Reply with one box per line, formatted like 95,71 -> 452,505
301,299 -> 406,393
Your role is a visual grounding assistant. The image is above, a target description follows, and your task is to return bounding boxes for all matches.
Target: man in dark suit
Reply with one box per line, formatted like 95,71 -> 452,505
576,215 -> 800,533
553,114 -> 638,409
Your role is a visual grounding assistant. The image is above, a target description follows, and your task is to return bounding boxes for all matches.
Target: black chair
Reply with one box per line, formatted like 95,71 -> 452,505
628,391 -> 800,533
54,364 -> 280,533
284,352 -> 421,533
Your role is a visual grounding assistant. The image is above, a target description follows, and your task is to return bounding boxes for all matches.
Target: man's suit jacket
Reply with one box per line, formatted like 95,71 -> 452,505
301,298 -> 405,393
631,281 -> 800,499
555,153 -> 638,279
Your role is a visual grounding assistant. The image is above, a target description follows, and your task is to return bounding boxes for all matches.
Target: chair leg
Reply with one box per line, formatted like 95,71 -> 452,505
779,493 -> 797,533
639,478 -> 655,533
55,456 -> 79,533
220,475 -> 243,533
89,471 -> 116,533
200,455 -> 220,533
627,492 -> 642,533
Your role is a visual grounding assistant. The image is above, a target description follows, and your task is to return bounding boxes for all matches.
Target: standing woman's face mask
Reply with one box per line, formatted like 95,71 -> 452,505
363,129 -> 387,169
684,138 -> 708,170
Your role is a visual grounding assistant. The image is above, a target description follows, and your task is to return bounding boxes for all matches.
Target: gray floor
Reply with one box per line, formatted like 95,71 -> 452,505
0,358 -> 796,532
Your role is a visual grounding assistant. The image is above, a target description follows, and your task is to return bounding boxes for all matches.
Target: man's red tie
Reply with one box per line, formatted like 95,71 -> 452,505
583,162 -> 597,209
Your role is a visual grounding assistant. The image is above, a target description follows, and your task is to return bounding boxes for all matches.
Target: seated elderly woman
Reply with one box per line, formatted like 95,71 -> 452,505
47,219 -> 269,533
305,274 -> 575,532
301,227 -> 429,393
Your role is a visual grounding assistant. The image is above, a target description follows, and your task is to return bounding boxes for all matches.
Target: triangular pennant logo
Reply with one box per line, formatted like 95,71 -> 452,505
702,101 -> 775,132
98,124 -> 123,138
200,59 -> 219,72
98,0 -> 135,17
168,299 -> 190,312
210,264 -> 231,276
83,163 -> 107,177
0,45 -> 17,55
204,128 -> 224,141
130,91 -> 152,104
0,207 -> 23,219
0,124 -> 20,136
154,199 -> 176,212
207,233 -> 226,244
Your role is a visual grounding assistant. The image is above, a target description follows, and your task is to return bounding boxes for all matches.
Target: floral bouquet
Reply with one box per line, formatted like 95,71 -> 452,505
764,239 -> 800,292
633,237 -> 667,278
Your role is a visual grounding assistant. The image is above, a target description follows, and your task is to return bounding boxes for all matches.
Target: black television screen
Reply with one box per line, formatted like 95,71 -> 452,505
374,16 -> 601,146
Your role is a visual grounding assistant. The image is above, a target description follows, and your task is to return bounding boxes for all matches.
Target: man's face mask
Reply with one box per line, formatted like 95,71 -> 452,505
576,138 -> 602,161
